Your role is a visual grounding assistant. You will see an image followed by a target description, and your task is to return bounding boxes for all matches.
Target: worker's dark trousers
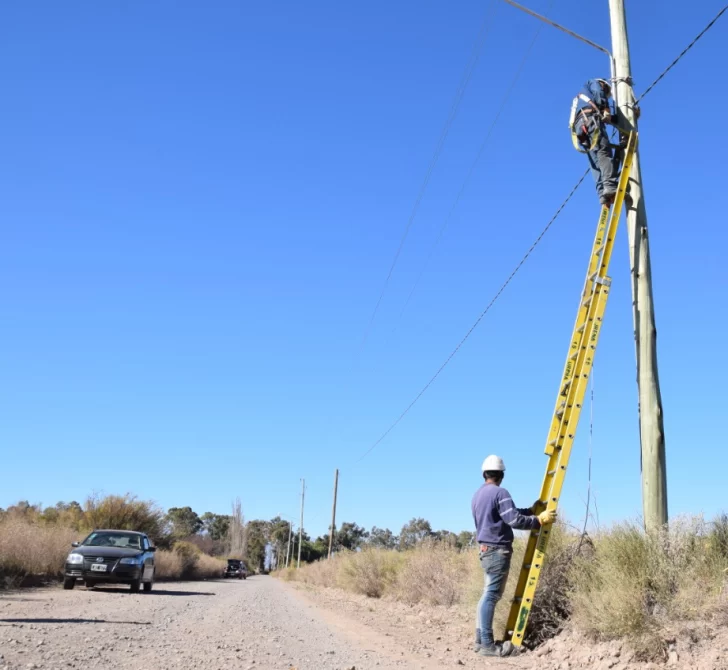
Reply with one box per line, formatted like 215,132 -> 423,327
577,117 -> 620,203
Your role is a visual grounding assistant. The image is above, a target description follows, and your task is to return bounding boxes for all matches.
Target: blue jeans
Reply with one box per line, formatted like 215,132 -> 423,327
476,547 -> 512,646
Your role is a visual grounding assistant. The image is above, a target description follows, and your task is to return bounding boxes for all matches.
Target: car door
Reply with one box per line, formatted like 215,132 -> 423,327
141,536 -> 153,580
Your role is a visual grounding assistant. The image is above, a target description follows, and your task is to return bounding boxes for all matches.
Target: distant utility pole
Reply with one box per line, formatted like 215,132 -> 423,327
328,469 -> 339,559
285,518 -> 293,568
297,479 -> 305,568
608,0 -> 668,532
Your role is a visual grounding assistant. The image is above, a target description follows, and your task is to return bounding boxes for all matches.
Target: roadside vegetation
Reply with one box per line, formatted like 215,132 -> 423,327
277,515 -> 728,660
0,495 -> 234,586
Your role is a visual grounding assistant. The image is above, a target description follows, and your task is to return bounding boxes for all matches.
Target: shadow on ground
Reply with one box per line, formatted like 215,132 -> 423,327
0,619 -> 152,626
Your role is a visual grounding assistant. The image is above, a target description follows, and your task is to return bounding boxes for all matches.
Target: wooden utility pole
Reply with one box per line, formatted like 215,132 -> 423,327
285,518 -> 293,568
328,469 -> 339,559
297,479 -> 305,568
608,0 -> 668,532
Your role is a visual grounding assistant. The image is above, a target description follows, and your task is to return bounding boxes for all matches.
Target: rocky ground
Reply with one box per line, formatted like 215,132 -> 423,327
289,582 -> 728,670
1,577 -> 726,670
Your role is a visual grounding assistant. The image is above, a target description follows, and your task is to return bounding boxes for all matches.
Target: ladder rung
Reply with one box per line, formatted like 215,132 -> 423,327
547,470 -> 556,476
576,324 -> 586,333
582,295 -> 593,307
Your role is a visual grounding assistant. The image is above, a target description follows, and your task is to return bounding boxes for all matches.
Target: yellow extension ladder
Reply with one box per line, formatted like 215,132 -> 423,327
505,131 -> 638,647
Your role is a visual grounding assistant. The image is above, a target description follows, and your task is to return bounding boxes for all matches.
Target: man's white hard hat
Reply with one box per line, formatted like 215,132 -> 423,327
482,455 -> 506,473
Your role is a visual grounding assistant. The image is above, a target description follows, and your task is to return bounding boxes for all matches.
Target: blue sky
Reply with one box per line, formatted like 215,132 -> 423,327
2,0 -> 726,539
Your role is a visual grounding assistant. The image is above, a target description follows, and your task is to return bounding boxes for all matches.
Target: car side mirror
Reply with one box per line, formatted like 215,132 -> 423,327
149,546 -> 157,552
71,542 -> 80,547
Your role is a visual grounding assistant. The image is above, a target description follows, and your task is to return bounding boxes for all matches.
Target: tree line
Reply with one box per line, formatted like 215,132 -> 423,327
1,497 -> 475,573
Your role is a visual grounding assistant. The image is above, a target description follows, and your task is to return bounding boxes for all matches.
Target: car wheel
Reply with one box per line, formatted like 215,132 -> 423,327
130,576 -> 141,593
243,575 -> 247,580
143,569 -> 154,592
85,580 -> 97,589
63,577 -> 75,590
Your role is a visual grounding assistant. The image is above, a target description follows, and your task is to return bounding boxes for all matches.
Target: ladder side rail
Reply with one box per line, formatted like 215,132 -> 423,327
511,284 -> 610,644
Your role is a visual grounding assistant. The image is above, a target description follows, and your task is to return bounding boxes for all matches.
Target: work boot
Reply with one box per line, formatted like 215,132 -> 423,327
473,628 -> 481,652
478,644 -> 501,657
600,191 -> 616,207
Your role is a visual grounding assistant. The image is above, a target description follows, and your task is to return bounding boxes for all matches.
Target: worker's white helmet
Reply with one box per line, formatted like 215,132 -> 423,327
481,455 -> 506,473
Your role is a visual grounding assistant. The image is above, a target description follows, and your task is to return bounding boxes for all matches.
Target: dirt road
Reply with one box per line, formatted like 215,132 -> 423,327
0,577 -> 448,670
3,577 -> 727,670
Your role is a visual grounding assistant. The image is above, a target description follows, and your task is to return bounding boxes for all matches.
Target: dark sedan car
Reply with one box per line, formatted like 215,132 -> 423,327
223,559 -> 247,579
64,529 -> 156,593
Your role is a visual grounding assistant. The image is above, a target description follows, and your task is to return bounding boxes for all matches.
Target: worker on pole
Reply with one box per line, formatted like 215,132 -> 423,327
570,78 -> 620,207
471,455 -> 557,657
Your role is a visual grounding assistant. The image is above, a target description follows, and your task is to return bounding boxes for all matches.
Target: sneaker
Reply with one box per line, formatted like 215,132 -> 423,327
473,643 -> 482,653
500,641 -> 515,657
478,644 -> 501,657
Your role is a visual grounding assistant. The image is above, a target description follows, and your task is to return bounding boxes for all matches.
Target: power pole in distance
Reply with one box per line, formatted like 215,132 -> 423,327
297,479 -> 305,568
285,518 -> 293,568
608,0 -> 668,532
328,469 -> 339,559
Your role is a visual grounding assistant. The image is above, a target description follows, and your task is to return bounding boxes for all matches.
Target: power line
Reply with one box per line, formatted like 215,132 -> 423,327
357,0 -> 497,350
636,4 -> 727,104
354,7 -> 727,462
354,169 -> 589,463
392,0 -> 554,332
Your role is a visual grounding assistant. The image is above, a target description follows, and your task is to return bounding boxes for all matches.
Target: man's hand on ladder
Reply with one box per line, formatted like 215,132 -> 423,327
537,510 -> 557,526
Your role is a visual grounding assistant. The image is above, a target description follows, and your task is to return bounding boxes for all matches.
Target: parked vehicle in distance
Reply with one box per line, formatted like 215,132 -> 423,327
222,559 -> 247,579
64,529 -> 156,593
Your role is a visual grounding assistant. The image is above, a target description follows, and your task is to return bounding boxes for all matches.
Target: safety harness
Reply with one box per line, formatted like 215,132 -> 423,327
569,93 -> 603,153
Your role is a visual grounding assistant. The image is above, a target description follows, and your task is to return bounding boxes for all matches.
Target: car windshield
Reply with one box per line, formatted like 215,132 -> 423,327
83,532 -> 143,549
228,560 -> 241,566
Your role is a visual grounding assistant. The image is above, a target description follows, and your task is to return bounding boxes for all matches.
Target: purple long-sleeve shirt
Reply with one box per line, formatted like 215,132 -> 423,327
471,483 -> 540,548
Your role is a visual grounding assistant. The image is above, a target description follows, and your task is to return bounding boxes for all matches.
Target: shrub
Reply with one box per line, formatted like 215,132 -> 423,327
83,493 -> 166,541
194,553 -> 225,580
569,516 -> 728,659
154,549 -> 183,579
338,549 -> 402,598
395,540 -> 467,606
172,541 -> 201,578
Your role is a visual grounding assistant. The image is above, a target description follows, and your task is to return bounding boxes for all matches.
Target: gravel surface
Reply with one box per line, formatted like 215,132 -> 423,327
0,577 -> 431,670
2,578 -> 727,670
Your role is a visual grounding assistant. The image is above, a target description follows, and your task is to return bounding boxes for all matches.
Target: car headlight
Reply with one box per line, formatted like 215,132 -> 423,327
119,556 -> 142,565
67,553 -> 83,565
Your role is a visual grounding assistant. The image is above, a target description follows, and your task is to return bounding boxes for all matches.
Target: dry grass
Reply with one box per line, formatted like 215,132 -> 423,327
0,517 -> 225,585
0,517 -> 80,584
194,553 -> 226,579
570,516 -> 728,658
276,516 -> 728,657
339,548 -> 403,598
154,550 -> 184,579
395,540 -> 468,606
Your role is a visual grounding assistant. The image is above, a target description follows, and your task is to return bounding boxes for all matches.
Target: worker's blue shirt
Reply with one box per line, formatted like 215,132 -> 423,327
471,483 -> 540,548
576,79 -> 613,114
